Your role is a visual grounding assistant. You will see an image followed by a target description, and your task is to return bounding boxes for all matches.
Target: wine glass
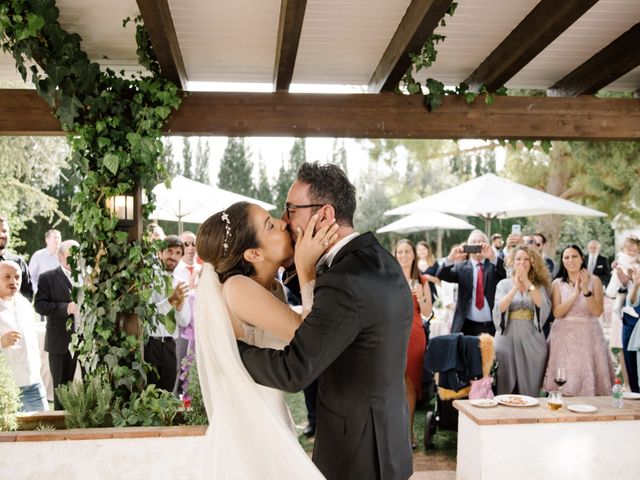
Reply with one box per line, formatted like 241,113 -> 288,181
409,279 -> 420,295
554,367 -> 567,392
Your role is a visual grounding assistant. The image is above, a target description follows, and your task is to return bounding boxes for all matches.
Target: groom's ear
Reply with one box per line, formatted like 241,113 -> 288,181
318,204 -> 336,227
243,248 -> 263,264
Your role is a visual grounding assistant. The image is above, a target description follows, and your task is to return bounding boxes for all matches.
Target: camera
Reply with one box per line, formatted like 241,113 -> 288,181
462,244 -> 482,254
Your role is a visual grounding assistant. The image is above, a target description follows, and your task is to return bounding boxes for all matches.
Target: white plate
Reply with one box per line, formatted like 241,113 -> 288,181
494,394 -> 539,407
623,392 -> 640,400
470,399 -> 498,408
567,404 -> 597,413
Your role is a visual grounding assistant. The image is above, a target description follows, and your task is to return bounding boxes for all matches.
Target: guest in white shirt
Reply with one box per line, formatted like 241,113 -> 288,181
0,260 -> 47,411
28,229 -> 61,294
146,235 -> 190,392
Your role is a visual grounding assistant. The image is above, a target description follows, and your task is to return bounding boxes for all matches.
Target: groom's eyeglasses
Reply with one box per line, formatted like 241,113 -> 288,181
283,203 -> 324,218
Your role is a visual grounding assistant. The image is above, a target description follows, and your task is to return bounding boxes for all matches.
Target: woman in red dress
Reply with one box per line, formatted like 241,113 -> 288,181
394,239 -> 432,448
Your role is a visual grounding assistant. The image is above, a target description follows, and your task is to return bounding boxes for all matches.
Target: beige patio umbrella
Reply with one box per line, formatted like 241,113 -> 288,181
150,175 -> 276,233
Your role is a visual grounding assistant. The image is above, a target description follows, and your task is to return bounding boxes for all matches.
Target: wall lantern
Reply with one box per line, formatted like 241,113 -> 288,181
107,193 -> 135,231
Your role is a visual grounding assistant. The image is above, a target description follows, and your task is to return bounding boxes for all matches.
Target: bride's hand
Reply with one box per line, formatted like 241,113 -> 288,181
294,214 -> 339,281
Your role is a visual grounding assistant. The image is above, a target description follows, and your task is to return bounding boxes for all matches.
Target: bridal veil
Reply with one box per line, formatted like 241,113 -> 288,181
194,263 -> 324,478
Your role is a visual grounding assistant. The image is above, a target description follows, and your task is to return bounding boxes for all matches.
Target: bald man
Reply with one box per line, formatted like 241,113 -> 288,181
586,240 -> 611,287
0,261 -> 47,411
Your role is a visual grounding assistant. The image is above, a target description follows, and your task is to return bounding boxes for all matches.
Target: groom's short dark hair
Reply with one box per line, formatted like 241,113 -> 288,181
297,162 -> 356,227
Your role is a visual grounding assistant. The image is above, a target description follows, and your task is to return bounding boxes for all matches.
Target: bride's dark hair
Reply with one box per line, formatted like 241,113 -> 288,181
197,201 -> 259,283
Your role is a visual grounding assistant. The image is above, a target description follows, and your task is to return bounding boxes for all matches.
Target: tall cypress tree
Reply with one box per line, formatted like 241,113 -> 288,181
217,137 -> 255,196
255,159 -> 274,204
194,138 -> 210,184
273,138 -> 307,211
159,138 -> 180,177
182,137 -> 193,179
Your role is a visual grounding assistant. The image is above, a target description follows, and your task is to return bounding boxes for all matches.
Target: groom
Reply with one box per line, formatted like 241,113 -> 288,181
238,162 -> 414,480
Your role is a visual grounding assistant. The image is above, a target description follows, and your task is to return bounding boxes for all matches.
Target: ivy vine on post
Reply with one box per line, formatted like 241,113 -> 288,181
0,0 -> 182,414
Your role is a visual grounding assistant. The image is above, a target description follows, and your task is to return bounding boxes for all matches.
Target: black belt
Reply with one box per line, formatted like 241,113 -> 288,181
150,336 -> 175,343
466,320 -> 493,327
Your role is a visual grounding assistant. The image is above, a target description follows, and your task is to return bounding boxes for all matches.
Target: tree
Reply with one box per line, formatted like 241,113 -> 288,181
331,139 -> 348,174
353,166 -> 392,248
182,137 -> 193,179
254,159 -> 274,205
159,138 -> 180,178
273,138 -> 307,210
217,137 -> 255,196
0,136 -> 69,248
194,138 -> 210,184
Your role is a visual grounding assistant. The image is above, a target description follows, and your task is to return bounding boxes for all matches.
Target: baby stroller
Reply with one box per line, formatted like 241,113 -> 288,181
422,333 -> 494,449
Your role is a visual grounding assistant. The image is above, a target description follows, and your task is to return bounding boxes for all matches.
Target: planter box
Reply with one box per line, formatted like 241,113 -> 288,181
0,413 -> 207,479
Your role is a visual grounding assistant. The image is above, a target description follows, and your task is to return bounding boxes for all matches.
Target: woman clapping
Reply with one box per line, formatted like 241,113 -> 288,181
493,246 -> 551,397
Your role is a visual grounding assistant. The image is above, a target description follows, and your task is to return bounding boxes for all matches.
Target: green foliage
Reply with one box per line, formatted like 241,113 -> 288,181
254,160 -> 274,205
160,138 -> 180,178
0,136 -> 70,247
112,384 -> 182,427
399,3 -> 509,111
557,216 -> 615,260
0,2 -> 182,407
0,354 -> 21,431
57,375 -> 114,429
194,138 -> 210,184
218,137 -> 255,196
183,361 -> 208,426
182,137 -> 193,179
273,138 -> 307,211
331,139 -> 348,174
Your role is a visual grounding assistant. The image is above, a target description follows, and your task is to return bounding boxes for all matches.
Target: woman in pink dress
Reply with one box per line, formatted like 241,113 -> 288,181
543,245 -> 614,396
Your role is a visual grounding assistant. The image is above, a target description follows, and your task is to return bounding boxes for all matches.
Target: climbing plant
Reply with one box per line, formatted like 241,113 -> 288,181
400,2 -> 507,111
0,0 -> 182,406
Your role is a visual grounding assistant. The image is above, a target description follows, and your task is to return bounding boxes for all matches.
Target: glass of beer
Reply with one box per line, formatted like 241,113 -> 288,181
548,391 -> 563,411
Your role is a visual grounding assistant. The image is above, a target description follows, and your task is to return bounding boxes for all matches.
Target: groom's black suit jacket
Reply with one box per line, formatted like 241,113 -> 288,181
239,232 -> 414,480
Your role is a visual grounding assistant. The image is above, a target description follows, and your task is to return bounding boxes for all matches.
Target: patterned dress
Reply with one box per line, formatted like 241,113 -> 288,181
543,279 -> 614,396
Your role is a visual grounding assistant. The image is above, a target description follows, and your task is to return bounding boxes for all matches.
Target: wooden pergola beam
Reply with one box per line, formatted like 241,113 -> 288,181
368,0 -> 454,93
464,0 -> 598,93
1,89 -> 638,140
136,0 -> 188,89
273,0 -> 308,92
548,23 -> 640,97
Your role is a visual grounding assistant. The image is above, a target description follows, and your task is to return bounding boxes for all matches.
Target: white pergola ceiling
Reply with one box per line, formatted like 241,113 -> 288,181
1,0 -> 638,93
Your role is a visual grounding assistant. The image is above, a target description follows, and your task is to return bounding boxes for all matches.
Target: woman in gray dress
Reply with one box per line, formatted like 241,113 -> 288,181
493,246 -> 551,397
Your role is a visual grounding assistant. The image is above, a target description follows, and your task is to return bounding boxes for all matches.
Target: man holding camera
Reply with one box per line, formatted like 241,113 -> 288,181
437,229 -> 506,335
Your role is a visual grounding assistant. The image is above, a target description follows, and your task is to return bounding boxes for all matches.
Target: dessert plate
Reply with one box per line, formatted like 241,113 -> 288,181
470,399 -> 498,408
567,404 -> 597,413
494,394 -> 539,407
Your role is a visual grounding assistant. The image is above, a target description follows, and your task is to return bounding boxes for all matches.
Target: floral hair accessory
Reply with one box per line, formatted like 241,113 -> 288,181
221,211 -> 232,255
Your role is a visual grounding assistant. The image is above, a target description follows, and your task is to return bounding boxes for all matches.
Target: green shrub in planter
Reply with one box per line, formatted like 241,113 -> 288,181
0,354 -> 21,431
184,360 -> 208,426
57,374 -> 114,429
112,384 -> 182,427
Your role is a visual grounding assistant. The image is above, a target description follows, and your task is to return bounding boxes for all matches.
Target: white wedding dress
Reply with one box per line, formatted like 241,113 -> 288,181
195,264 -> 324,479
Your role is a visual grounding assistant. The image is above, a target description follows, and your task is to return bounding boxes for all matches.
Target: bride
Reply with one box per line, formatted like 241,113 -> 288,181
194,201 -> 337,478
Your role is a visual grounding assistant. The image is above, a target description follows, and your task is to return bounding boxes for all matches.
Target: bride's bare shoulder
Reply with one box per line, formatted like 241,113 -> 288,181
222,275 -> 263,296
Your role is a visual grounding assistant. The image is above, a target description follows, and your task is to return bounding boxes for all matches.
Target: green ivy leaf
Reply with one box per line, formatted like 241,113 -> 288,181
103,153 -> 119,174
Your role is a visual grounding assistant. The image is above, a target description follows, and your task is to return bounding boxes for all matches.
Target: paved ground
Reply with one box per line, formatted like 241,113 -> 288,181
411,451 -> 456,479
411,472 -> 456,480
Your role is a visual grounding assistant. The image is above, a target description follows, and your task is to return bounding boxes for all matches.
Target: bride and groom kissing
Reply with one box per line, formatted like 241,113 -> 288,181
194,162 -> 415,479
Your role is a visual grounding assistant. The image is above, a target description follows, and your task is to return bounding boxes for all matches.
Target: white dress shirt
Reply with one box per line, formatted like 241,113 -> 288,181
29,248 -> 60,293
0,294 -> 43,387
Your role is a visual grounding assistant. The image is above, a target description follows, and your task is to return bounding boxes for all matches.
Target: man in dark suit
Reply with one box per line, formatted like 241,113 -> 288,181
238,162 -> 414,480
586,240 -> 611,287
437,230 -> 506,335
34,240 -> 79,410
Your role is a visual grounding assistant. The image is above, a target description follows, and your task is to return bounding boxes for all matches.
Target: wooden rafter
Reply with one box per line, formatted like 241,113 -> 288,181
136,0 -> 188,89
273,0 -> 308,92
464,0 -> 599,93
548,23 -> 640,96
1,89 -> 638,140
367,0 -> 453,93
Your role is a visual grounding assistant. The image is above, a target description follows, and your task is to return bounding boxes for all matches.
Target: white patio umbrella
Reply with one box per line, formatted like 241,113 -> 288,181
377,211 -> 475,258
385,173 -> 606,234
150,175 -> 276,233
